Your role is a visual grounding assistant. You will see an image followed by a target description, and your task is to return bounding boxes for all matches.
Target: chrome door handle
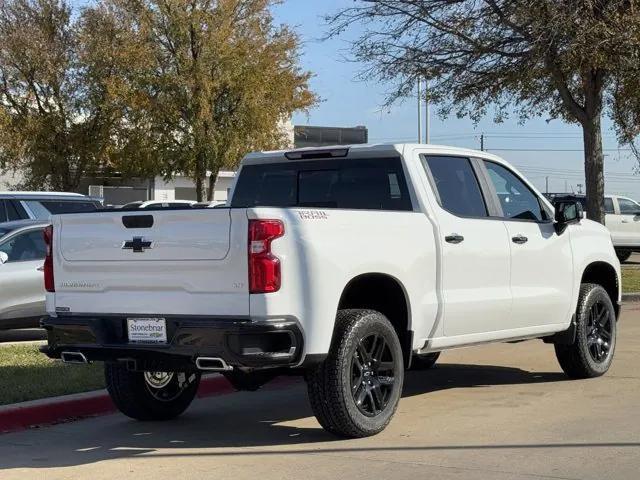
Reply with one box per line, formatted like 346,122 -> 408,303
37,265 -> 44,272
445,233 -> 464,244
622,220 -> 630,223
512,234 -> 528,244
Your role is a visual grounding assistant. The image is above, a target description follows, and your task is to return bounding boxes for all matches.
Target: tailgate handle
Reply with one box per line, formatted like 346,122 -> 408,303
122,215 -> 154,229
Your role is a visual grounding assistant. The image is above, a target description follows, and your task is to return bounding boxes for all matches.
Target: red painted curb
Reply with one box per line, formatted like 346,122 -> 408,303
0,374 -> 235,435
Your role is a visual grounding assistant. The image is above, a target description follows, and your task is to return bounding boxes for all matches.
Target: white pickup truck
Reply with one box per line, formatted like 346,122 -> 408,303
41,144 -> 621,438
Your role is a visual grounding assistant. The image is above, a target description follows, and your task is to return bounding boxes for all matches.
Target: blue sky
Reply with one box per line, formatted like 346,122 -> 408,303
272,0 -> 640,199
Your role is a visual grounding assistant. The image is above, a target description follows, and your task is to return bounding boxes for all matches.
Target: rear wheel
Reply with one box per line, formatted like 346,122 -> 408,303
105,362 -> 200,421
616,249 -> 632,263
306,309 -> 404,438
555,283 -> 616,379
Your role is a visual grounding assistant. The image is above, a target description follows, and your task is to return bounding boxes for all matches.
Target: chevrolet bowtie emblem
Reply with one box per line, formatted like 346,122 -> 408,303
122,237 -> 153,253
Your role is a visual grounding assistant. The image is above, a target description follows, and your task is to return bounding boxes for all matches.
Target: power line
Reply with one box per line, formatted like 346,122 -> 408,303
488,148 -> 634,152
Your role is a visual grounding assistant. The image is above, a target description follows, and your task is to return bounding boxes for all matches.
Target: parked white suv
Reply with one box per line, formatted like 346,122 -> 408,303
0,192 -> 101,224
41,144 -> 620,437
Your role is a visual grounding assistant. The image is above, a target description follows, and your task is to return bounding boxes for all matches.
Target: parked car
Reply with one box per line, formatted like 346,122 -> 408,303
0,220 -> 49,329
546,193 -> 640,262
121,200 -> 197,209
42,144 -> 620,438
0,192 -> 102,224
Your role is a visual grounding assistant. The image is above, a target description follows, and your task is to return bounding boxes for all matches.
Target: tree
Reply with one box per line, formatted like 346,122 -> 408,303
328,1 -> 640,223
92,0 -> 316,201
0,0 -> 122,191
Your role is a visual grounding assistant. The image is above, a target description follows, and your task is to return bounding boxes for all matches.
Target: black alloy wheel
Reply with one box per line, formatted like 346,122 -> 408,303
351,333 -> 397,417
585,300 -> 613,363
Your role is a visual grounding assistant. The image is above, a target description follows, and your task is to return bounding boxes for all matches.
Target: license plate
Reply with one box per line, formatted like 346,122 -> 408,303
127,318 -> 167,344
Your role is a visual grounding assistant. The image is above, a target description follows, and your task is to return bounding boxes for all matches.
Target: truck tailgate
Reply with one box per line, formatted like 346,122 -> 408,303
50,208 -> 250,317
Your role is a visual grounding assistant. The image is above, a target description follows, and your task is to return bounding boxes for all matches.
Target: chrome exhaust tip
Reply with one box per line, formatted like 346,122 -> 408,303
195,357 -> 233,371
60,351 -> 89,364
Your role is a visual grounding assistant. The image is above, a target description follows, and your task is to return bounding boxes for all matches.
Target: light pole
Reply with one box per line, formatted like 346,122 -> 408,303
424,80 -> 430,144
417,78 -> 423,143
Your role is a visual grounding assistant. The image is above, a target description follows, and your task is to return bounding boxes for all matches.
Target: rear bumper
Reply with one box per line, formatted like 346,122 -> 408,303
41,315 -> 304,371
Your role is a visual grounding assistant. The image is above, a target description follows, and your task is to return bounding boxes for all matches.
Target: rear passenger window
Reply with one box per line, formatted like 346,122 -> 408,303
232,158 -> 412,211
0,201 -> 7,223
424,156 -> 487,217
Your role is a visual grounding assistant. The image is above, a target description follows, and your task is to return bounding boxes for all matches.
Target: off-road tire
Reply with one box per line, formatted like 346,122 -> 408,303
105,362 -> 200,421
555,283 -> 616,379
306,309 -> 404,438
410,352 -> 441,370
615,249 -> 632,263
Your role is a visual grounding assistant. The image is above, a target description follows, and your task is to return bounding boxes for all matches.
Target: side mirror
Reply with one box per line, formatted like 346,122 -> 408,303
0,252 -> 8,265
554,201 -> 583,234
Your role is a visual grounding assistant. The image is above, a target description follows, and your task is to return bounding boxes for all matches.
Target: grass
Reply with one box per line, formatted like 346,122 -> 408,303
0,344 -> 104,406
622,267 -> 640,293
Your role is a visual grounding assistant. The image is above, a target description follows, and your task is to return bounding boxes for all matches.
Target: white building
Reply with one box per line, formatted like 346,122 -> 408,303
153,170 -> 236,203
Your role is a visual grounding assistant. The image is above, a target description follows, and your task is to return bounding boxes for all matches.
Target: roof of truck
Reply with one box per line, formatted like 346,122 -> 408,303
243,143 -> 504,164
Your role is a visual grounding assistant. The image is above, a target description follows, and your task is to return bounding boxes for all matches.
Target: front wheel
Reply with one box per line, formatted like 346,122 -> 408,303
306,309 -> 404,438
105,362 -> 201,421
555,283 -> 616,379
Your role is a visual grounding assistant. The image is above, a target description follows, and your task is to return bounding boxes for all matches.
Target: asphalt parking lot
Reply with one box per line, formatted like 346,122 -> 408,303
1,306 -> 639,480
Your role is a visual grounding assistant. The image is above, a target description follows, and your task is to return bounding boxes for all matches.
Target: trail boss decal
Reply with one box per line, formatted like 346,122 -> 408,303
297,210 -> 328,220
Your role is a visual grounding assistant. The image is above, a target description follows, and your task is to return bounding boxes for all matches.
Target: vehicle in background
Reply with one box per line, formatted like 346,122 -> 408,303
43,144 -> 620,438
546,193 -> 640,262
0,220 -> 49,329
0,192 -> 102,224
120,200 -> 197,209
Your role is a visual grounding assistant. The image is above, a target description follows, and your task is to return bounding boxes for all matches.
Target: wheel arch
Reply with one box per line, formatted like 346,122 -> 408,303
336,272 -> 412,366
581,261 -> 620,318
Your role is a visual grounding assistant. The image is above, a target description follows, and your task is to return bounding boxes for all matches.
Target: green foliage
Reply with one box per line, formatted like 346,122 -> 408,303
0,0 -> 119,191
328,1 -> 640,223
0,0 -> 316,196
88,0 -> 317,200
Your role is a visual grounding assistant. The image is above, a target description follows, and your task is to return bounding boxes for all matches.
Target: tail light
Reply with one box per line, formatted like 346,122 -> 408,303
248,219 -> 284,293
43,225 -> 54,292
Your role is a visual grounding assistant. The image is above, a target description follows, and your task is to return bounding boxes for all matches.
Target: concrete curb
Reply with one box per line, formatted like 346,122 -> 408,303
0,374 -> 237,435
622,292 -> 640,303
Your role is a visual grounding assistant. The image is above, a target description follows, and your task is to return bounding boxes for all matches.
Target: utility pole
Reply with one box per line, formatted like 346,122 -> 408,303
480,133 -> 485,151
545,176 -> 549,194
424,80 -> 430,144
417,78 -> 423,143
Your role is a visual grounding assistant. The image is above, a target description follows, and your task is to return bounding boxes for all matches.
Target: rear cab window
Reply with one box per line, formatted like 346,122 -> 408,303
231,157 -> 412,211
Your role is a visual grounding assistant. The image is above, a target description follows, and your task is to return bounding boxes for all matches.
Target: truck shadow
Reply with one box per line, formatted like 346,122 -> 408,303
0,363 -> 606,471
